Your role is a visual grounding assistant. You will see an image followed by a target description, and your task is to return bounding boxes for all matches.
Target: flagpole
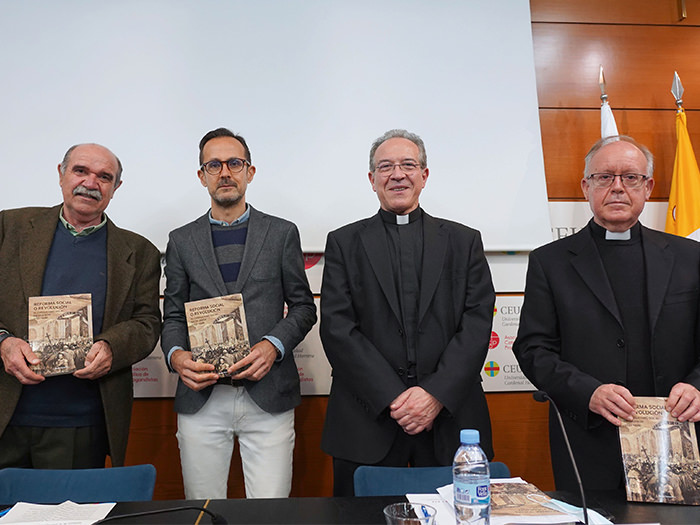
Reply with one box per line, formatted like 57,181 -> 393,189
598,65 -> 608,105
599,65 -> 618,138
666,71 -> 700,240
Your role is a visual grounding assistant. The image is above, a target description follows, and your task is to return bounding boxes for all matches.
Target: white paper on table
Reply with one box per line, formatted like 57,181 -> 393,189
406,494 -> 455,525
435,478 -> 613,525
0,500 -> 115,524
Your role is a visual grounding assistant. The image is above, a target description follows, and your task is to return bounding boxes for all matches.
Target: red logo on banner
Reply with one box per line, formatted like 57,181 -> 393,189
304,253 -> 323,269
489,331 -> 499,349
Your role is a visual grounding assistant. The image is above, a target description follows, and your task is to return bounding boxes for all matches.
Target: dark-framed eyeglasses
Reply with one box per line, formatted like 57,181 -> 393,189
586,173 -> 649,189
200,158 -> 249,175
374,161 -> 422,175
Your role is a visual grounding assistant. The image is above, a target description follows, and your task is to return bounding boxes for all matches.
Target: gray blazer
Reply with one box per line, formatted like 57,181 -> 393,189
161,206 -> 316,414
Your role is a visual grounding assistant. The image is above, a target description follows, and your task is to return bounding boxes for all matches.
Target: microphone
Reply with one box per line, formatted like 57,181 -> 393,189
533,390 -> 589,525
93,505 -> 228,524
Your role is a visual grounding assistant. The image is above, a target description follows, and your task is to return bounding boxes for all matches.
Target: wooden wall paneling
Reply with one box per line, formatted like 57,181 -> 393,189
538,108 -> 700,199
531,0 -> 700,26
533,24 -> 700,109
487,393 -> 554,491
125,399 -> 184,500
290,396 -> 334,497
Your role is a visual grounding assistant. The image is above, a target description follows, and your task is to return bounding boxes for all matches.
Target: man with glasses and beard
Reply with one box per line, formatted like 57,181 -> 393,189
162,128 -> 316,499
0,143 -> 161,469
514,135 -> 700,492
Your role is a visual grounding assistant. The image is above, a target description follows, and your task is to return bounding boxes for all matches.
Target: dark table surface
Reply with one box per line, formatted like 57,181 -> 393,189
104,496 -> 399,524
554,488 -> 700,524
101,490 -> 700,524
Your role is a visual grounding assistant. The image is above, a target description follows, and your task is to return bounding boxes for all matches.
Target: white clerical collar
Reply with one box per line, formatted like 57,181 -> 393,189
605,229 -> 631,241
379,207 -> 422,226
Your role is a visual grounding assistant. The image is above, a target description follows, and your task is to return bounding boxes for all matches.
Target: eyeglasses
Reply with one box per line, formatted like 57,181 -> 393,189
374,161 -> 422,175
586,173 -> 649,189
201,158 -> 249,175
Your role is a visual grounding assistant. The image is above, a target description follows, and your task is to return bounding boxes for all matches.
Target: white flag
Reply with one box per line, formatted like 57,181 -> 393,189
601,100 -> 619,138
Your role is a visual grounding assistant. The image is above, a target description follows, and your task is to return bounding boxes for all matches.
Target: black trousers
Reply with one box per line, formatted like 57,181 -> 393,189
0,425 -> 108,469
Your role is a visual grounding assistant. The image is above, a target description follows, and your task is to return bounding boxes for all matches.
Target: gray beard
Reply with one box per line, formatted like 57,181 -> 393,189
213,193 -> 243,208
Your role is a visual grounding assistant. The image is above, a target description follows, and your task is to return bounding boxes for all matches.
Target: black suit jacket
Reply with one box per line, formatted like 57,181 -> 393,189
320,210 -> 495,465
514,222 -> 700,490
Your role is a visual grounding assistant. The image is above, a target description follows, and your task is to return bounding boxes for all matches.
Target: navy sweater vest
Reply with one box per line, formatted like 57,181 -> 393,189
11,223 -> 107,427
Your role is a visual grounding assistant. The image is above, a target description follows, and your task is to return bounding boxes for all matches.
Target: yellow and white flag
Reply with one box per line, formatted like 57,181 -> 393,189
665,109 -> 700,240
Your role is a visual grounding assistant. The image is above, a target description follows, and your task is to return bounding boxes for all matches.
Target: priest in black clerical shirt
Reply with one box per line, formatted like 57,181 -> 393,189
514,135 -> 700,491
319,129 -> 496,496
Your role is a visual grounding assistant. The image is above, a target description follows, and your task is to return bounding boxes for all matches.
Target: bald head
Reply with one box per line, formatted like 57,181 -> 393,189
60,143 -> 123,186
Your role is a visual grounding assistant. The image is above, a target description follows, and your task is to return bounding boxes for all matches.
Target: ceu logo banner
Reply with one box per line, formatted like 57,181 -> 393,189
482,296 -> 534,392
484,361 -> 500,377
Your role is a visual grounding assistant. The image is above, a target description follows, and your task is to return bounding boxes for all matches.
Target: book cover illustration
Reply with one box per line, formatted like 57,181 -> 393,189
185,293 -> 251,376
619,396 -> 700,504
28,294 -> 92,377
490,481 -> 569,518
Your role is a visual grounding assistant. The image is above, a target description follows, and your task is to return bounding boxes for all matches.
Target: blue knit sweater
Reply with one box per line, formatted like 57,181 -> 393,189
11,223 -> 107,427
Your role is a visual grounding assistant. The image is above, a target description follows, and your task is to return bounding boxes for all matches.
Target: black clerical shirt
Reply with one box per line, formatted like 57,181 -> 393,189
590,221 -> 654,396
379,207 -> 423,385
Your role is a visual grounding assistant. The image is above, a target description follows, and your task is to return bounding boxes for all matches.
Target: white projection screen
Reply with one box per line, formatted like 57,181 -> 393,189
0,0 -> 550,252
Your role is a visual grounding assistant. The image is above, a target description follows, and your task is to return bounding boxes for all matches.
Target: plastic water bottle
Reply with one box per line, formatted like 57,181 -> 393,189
453,429 -> 490,525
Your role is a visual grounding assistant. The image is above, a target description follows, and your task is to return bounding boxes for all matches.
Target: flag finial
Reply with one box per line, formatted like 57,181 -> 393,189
599,65 -> 608,102
672,71 -> 684,108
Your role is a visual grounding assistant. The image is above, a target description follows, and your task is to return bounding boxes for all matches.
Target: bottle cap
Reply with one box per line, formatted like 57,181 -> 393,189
460,429 -> 480,444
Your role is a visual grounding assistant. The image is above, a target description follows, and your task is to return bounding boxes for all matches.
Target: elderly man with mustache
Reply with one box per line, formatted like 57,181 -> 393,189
0,143 -> 161,469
